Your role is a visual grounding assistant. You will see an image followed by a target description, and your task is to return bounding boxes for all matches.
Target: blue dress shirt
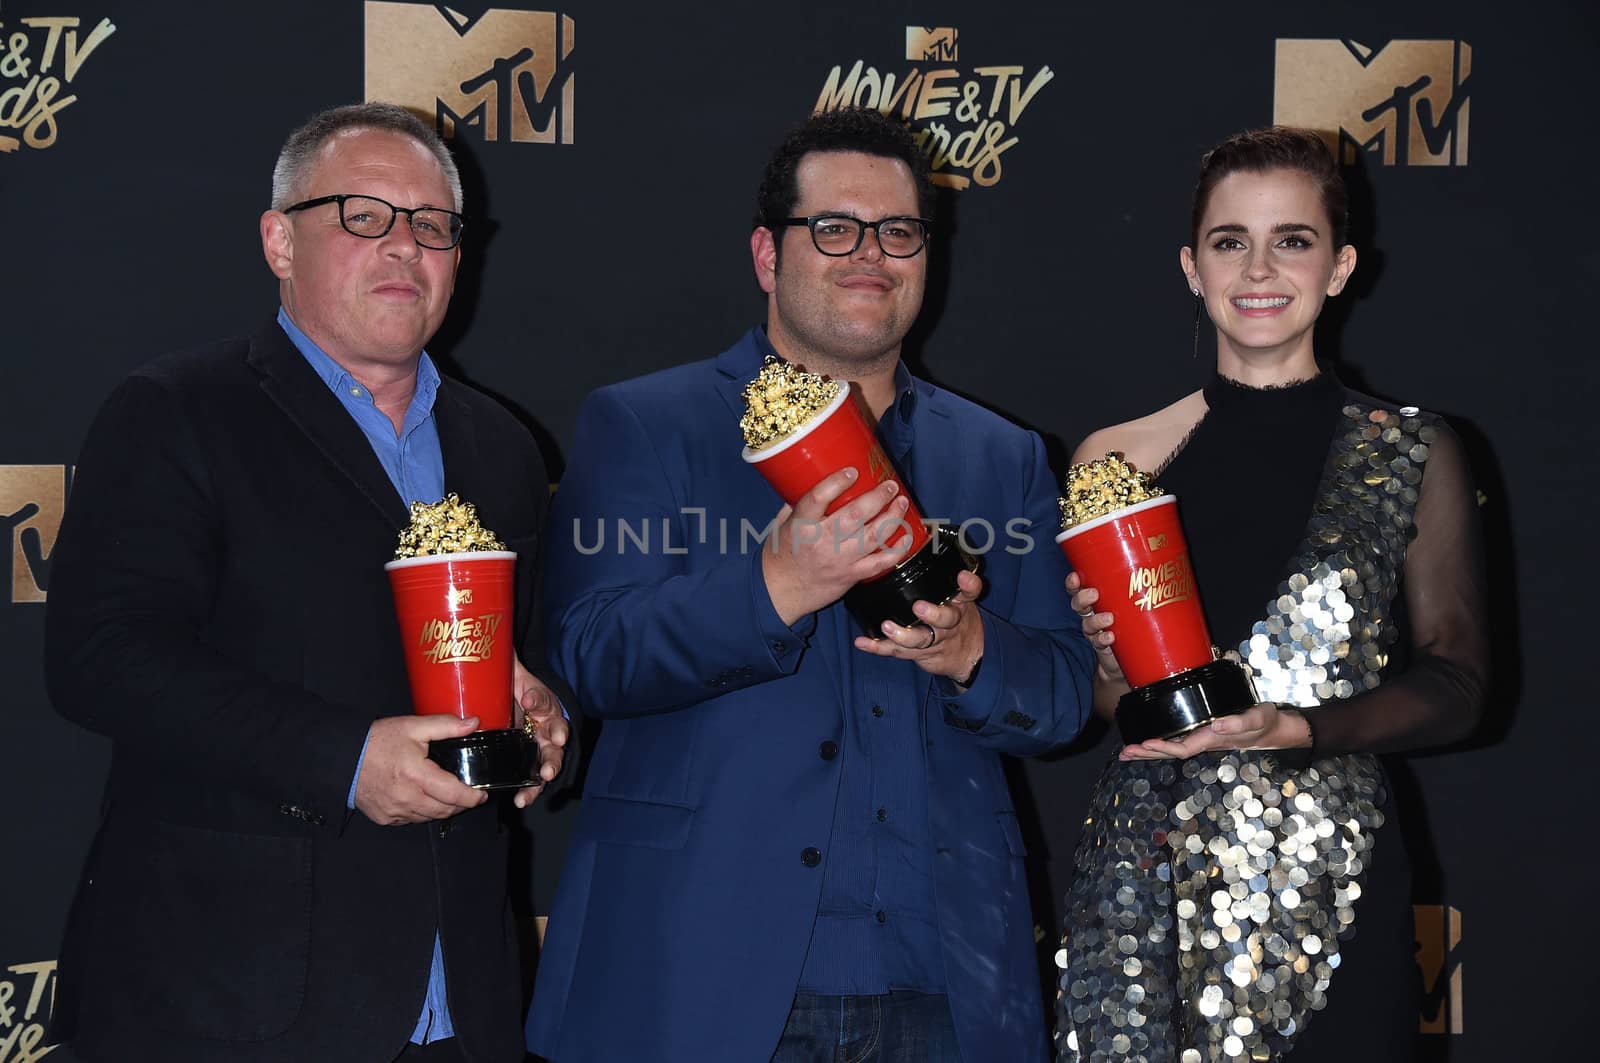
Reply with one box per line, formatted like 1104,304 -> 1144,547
277,308 -> 455,1045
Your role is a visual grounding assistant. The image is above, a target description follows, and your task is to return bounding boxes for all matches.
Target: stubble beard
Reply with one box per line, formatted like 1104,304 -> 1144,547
771,281 -> 915,381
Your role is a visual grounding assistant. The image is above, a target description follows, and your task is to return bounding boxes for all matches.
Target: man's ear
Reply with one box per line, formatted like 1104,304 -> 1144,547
261,210 -> 294,280
751,226 -> 778,295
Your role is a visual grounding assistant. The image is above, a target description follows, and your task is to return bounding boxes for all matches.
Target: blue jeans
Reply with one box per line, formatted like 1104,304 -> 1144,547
772,991 -> 962,1062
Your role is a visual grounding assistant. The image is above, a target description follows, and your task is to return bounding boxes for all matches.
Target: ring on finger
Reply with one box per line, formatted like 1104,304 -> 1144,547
922,626 -> 937,649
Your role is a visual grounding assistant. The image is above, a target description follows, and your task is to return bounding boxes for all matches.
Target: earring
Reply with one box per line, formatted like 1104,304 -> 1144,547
1191,289 -> 1202,359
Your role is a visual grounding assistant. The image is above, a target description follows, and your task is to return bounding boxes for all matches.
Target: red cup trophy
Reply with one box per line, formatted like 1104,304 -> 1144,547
740,357 -> 976,636
384,495 -> 535,789
1055,456 -> 1256,744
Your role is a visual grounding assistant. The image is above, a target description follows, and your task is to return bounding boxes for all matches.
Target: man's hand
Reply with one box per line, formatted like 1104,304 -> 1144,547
354,715 -> 488,825
853,568 -> 985,683
763,467 -> 913,625
511,656 -> 569,810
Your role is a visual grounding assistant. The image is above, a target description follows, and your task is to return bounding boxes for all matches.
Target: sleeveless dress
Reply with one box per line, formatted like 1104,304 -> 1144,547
1052,372 -> 1478,1063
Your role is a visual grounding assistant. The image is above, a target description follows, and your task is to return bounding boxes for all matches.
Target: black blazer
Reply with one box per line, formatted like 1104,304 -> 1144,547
45,321 -> 563,1063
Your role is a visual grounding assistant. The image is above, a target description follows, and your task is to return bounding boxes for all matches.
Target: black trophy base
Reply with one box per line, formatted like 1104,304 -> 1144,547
1116,658 -> 1259,745
845,525 -> 980,638
428,728 -> 535,791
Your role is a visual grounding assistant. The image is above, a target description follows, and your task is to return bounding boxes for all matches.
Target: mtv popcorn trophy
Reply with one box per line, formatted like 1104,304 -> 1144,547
740,356 -> 977,636
385,494 -> 534,789
1055,456 -> 1256,744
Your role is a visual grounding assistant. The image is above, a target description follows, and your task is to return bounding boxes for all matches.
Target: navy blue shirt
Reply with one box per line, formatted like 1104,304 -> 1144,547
792,352 -> 947,995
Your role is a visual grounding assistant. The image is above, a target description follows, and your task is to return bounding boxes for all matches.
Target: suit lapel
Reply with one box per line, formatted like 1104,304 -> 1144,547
715,329 -> 792,511
714,329 -> 766,421
906,381 -> 970,544
906,381 -> 971,706
247,322 -> 408,528
434,383 -> 488,507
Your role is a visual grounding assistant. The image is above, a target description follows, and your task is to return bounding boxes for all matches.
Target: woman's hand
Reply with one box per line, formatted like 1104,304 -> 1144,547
1066,571 -> 1123,683
1118,702 -> 1312,761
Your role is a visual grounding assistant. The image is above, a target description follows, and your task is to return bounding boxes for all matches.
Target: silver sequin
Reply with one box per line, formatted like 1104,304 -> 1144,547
1054,400 -> 1431,1063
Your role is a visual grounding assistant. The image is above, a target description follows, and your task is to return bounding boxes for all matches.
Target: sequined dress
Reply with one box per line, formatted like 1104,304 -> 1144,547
1054,373 -> 1483,1063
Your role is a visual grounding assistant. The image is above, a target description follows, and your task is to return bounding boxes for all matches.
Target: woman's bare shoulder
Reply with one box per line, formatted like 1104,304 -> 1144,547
1070,390 -> 1207,473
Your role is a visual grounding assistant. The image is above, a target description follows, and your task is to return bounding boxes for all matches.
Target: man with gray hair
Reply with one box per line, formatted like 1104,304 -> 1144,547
44,102 -> 569,1063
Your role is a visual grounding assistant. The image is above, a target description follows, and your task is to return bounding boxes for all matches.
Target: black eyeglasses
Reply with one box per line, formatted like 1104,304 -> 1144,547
772,214 -> 931,258
282,193 -> 465,250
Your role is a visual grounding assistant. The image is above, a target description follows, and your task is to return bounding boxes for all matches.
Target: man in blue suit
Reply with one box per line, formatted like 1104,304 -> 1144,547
526,108 -> 1093,1063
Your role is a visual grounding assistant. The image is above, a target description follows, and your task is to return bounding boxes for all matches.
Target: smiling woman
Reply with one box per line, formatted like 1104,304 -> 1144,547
1180,163 -> 1355,383
1051,127 -> 1488,1063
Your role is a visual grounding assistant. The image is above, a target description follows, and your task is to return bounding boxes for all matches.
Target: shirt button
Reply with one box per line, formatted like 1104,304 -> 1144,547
876,808 -> 887,822
350,387 -> 362,397
875,910 -> 887,924
801,847 -> 822,867
819,740 -> 838,761
871,705 -> 884,718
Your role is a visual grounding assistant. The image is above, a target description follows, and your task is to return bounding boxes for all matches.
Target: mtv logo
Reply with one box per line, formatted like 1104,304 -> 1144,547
1274,39 -> 1470,166
1147,534 -> 1168,551
365,2 -> 575,144
1414,904 -> 1464,1034
448,586 -> 474,606
0,465 -> 71,603
906,26 -> 957,63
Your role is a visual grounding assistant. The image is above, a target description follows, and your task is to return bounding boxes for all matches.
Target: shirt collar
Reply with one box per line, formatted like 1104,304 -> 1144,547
879,359 -> 918,461
889,359 -> 917,423
276,306 -> 440,411
751,327 -> 920,427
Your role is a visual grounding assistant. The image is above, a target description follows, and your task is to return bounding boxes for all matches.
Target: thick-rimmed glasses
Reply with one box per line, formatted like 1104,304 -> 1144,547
282,193 -> 465,250
772,214 -> 930,258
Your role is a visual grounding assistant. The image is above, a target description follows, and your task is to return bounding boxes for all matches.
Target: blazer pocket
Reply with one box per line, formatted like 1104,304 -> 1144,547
130,821 -> 313,1041
996,810 -> 1028,858
576,794 -> 695,851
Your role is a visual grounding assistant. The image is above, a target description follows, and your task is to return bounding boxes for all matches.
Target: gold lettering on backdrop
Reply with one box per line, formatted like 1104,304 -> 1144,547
365,3 -> 574,145
1414,904 -> 1465,1034
1127,556 -> 1193,612
0,466 -> 70,603
417,612 -> 503,664
0,960 -> 57,1061
814,27 -> 1052,190
906,27 -> 956,63
0,12 -> 116,152
1274,40 -> 1471,166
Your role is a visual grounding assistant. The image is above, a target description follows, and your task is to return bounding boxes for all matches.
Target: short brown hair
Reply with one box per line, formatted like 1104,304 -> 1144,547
1190,126 -> 1348,247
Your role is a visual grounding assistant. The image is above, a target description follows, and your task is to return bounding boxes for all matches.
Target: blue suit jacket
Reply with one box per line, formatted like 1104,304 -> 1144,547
526,330 -> 1092,1062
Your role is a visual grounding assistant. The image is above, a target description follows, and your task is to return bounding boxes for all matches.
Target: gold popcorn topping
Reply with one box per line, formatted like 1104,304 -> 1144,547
394,493 -> 505,559
739,355 -> 842,451
1058,453 -> 1164,530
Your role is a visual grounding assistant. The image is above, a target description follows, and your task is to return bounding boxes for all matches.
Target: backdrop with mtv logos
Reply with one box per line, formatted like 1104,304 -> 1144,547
3,1 -> 1593,1058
